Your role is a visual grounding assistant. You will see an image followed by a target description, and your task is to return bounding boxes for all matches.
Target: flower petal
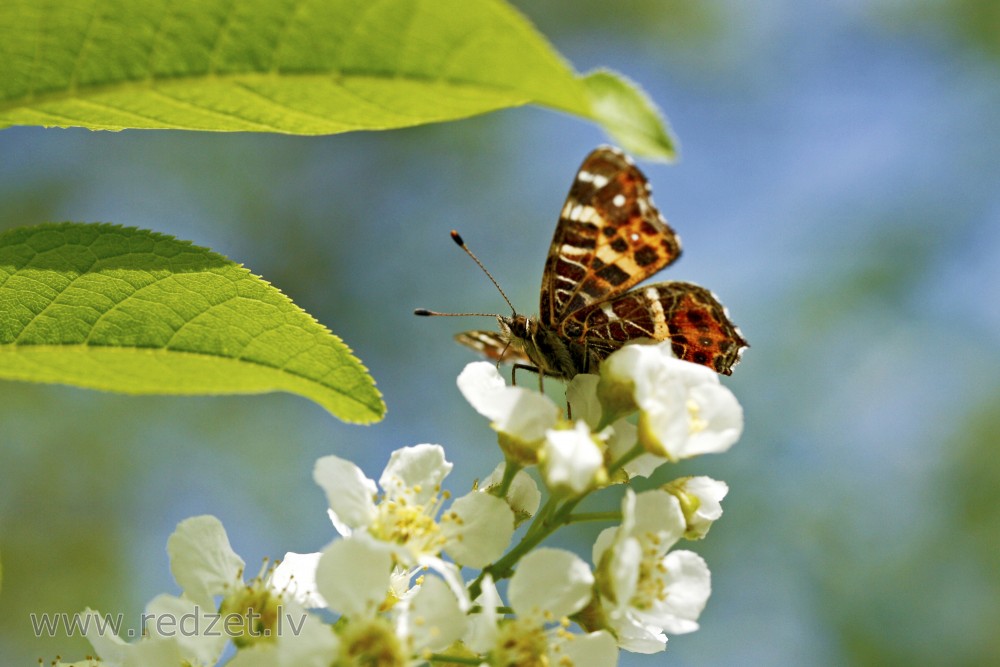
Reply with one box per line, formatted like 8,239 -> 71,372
313,456 -> 377,536
655,550 -> 711,635
555,630 -> 619,667
565,373 -> 603,429
465,574 -> 501,654
632,490 -> 685,556
442,491 -> 514,567
509,548 -> 594,619
679,381 -> 744,457
416,555 -> 471,612
398,575 -> 467,652
456,360 -> 508,419
144,594 -> 228,665
379,444 -> 452,505
272,551 -> 326,608
166,516 -> 244,608
272,604 -> 340,667
315,536 -> 393,618
81,608 -> 130,663
611,615 -> 668,654
458,361 -> 559,442
665,476 -> 728,539
541,421 -> 606,496
635,385 -> 689,459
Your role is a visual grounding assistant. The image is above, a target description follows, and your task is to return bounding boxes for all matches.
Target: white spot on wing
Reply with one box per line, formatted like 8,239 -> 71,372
645,287 -> 670,338
559,244 -> 592,258
565,204 -> 597,223
612,194 -> 626,207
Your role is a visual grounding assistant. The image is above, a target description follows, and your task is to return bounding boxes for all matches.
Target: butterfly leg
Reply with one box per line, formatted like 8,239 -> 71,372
511,363 -> 542,390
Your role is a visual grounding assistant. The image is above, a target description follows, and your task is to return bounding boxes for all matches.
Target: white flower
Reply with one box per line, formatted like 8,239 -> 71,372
540,420 -> 608,496
467,550 -> 617,667
313,536 -> 408,665
313,445 -> 454,546
664,476 -> 729,539
85,516 -> 315,666
457,362 -> 561,462
599,342 -> 743,461
81,606 -> 186,667
592,490 -> 710,653
226,601 -> 339,667
314,444 -> 513,567
160,517 -> 263,657
315,535 -> 469,663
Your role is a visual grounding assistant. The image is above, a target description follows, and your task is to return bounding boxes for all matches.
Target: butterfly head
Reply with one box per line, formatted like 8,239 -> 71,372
498,313 -> 534,343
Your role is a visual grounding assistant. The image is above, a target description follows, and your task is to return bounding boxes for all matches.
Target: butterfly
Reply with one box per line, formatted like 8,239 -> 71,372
419,146 -> 747,381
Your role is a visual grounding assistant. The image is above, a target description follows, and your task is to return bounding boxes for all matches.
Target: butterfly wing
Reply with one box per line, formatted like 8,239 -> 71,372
562,281 -> 748,375
539,146 -> 682,329
455,330 -> 531,365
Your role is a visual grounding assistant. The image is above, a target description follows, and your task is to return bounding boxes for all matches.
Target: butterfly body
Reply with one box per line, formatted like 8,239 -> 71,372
449,146 -> 747,379
497,314 -> 599,380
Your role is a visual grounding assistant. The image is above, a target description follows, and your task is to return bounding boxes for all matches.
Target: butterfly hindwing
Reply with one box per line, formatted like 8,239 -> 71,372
455,330 -> 530,365
563,281 -> 748,375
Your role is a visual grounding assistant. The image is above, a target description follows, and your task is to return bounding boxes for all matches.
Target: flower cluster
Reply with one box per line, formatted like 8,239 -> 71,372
60,341 -> 743,667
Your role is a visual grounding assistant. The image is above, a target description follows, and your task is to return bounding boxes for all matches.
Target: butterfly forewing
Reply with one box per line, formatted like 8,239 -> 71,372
540,147 -> 681,328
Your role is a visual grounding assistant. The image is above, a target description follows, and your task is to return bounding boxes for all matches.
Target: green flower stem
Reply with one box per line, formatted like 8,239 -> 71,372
566,511 -> 622,524
523,496 -> 560,541
608,442 -> 646,476
428,654 -> 483,665
493,458 -> 522,499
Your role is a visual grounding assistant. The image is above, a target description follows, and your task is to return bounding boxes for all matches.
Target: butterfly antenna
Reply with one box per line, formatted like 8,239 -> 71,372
448,230 -> 517,315
413,309 -> 500,317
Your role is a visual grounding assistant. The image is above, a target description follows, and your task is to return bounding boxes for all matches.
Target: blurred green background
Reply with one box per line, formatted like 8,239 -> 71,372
2,1 -> 999,665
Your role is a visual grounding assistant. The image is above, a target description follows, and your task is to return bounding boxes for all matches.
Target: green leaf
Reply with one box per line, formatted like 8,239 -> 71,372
583,70 -> 678,162
0,223 -> 385,424
0,0 -> 675,160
